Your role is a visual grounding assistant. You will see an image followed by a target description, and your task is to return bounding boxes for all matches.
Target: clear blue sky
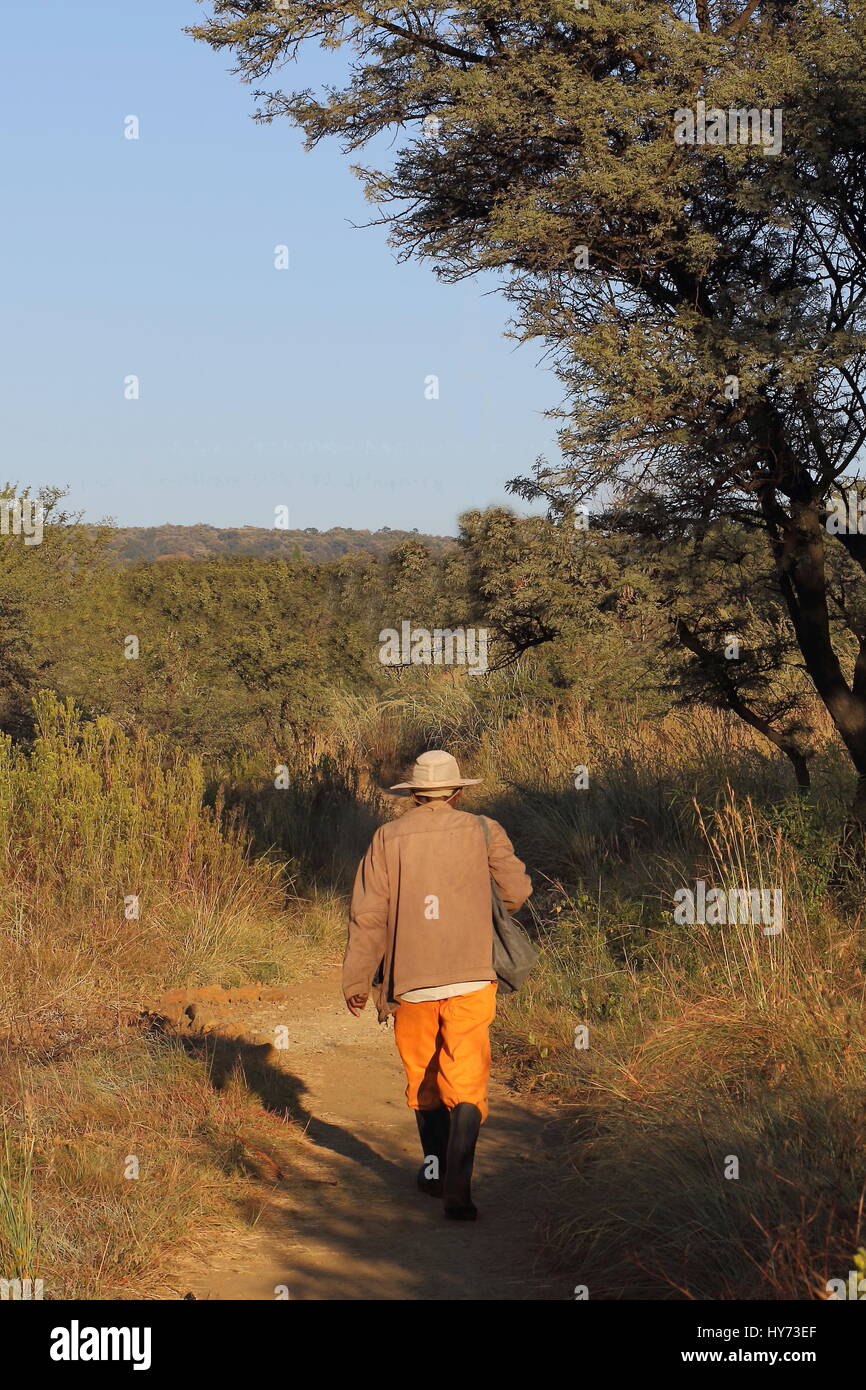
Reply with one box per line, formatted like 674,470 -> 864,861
0,0 -> 559,534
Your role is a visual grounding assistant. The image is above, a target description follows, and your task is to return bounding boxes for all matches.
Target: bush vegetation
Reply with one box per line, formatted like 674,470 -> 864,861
1,516 -> 864,1299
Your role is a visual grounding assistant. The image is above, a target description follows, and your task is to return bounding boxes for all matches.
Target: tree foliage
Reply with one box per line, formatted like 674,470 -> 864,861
190,1 -> 866,807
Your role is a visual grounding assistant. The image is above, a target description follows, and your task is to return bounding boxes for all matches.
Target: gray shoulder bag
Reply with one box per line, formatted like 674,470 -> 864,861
478,815 -> 538,994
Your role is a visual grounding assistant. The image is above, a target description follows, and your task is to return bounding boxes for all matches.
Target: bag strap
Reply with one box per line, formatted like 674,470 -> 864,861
477,816 -> 498,907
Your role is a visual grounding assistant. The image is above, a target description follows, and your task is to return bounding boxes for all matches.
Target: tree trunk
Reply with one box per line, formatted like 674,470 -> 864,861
785,747 -> 812,795
674,618 -> 812,794
832,774 -> 866,887
759,490 -> 866,863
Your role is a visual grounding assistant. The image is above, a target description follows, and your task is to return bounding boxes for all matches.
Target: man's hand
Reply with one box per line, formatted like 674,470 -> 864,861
346,994 -> 368,1016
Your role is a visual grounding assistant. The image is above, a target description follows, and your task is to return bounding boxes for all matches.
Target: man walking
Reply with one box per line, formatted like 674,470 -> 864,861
343,750 -> 532,1220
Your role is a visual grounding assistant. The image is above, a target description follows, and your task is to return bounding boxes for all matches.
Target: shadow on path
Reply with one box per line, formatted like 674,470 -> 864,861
166,980 -> 567,1300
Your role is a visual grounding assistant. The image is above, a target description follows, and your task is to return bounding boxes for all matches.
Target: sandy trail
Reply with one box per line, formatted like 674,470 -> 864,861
174,969 -> 564,1301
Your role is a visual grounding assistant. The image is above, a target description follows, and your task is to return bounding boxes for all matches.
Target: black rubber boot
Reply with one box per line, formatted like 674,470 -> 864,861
443,1102 -> 482,1221
415,1105 -> 450,1197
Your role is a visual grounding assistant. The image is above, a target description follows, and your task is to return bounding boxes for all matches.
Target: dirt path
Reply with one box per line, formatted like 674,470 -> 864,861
171,969 -> 565,1301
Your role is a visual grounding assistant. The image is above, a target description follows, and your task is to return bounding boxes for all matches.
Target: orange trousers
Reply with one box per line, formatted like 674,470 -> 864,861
393,983 -> 497,1124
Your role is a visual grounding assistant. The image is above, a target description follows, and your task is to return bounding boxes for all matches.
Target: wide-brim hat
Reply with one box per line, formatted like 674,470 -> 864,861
390,749 -> 481,792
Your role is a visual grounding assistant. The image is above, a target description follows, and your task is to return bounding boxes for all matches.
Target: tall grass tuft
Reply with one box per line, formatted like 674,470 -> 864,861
0,693 -> 300,1056
0,694 -> 317,1298
0,1125 -> 38,1283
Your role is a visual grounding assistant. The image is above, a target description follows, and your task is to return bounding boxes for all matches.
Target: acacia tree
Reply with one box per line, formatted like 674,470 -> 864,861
191,1 -> 866,813
592,501 -> 824,790
459,504 -> 821,787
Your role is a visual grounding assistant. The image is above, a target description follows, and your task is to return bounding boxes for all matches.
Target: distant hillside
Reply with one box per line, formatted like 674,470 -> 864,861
102,524 -> 456,564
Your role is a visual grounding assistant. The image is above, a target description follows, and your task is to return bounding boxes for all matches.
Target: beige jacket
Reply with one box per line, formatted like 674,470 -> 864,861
343,800 -> 533,1021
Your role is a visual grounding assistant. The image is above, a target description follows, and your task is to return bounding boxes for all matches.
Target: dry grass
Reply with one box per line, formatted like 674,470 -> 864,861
0,694 -> 323,1298
496,792 -> 866,1299
3,678 -> 865,1300
268,681 -> 866,1297
0,1027 -> 318,1299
